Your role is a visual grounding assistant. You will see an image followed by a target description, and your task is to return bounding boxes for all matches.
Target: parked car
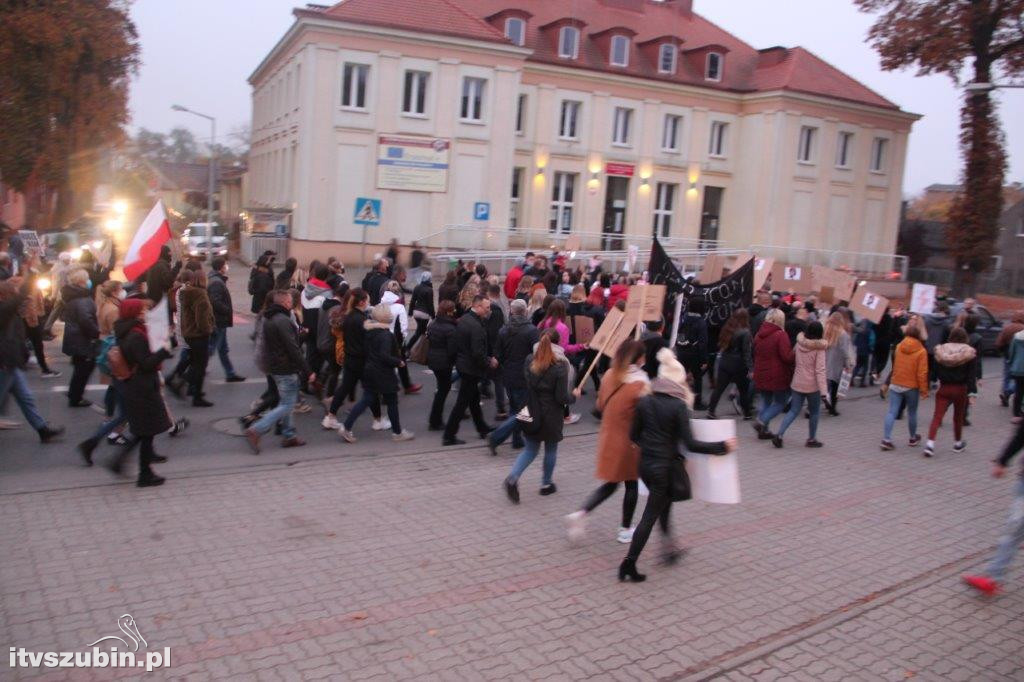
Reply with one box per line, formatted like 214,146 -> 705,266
947,300 -> 1003,355
181,222 -> 227,260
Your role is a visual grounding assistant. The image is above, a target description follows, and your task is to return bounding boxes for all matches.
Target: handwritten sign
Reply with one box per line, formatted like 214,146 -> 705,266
753,257 -> 774,291
626,284 -> 667,322
910,283 -> 937,315
572,315 -> 594,346
811,265 -> 856,303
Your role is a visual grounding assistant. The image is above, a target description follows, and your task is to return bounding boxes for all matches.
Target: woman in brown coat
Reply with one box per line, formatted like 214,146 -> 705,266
179,270 -> 215,407
565,340 -> 650,544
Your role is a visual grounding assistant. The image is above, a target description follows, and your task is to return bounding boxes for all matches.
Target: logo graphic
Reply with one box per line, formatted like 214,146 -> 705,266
89,614 -> 147,652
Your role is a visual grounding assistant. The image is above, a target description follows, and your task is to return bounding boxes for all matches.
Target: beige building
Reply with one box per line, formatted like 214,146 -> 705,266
247,0 -> 919,267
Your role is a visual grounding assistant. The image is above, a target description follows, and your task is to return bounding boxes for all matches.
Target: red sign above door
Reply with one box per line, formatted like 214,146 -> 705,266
605,163 -> 635,177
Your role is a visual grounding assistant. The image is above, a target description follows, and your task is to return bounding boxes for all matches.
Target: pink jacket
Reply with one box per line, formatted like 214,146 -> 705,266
790,333 -> 828,395
538,318 -> 585,354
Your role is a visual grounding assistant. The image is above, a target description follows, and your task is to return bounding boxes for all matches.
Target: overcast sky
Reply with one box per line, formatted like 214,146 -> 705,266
126,0 -> 1023,196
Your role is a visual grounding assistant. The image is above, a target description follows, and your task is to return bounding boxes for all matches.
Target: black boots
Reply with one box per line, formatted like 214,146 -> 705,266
77,437 -> 98,465
618,559 -> 646,583
37,425 -> 64,443
137,470 -> 165,487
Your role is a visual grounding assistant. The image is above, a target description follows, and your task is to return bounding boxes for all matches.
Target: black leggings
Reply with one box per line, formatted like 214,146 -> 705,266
249,375 -> 280,417
330,363 -> 380,418
1013,377 -> 1024,417
707,364 -> 751,415
184,335 -> 209,398
677,351 -> 705,405
111,434 -> 157,477
626,481 -> 673,562
25,324 -> 51,372
406,317 -> 428,351
582,480 -> 639,528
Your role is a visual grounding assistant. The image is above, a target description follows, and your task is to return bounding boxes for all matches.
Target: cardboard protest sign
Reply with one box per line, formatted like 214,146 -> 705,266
572,315 -> 594,346
688,419 -> 740,504
850,289 -> 889,324
819,286 -> 836,305
698,254 -> 727,283
626,284 -> 667,322
810,265 -> 856,303
770,263 -> 809,293
564,234 -> 581,253
753,257 -> 773,291
17,230 -> 42,254
589,306 -> 636,358
910,283 -> 937,315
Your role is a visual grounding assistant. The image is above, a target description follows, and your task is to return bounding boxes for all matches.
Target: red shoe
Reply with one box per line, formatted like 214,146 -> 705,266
405,384 -> 423,395
962,574 -> 1000,596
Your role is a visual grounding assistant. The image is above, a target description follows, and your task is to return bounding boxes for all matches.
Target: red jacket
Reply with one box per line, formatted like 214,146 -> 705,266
608,284 -> 630,310
753,322 -> 795,391
504,266 -> 523,300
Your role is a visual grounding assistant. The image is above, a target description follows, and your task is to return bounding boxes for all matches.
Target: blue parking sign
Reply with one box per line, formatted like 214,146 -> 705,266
473,202 -> 490,221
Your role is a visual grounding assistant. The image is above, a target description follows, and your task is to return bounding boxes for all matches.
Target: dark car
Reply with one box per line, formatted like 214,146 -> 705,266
948,301 -> 1002,355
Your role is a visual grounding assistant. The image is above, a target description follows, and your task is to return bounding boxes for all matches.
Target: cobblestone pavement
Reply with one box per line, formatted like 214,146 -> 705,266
3,367 -> 1023,680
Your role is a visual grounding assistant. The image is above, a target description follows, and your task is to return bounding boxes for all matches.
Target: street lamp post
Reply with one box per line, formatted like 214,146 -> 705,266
172,104 -> 217,260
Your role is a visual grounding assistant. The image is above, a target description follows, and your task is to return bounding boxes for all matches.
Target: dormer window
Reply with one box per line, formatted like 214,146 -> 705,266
505,18 -> 525,46
658,43 -> 676,74
559,26 -> 579,59
706,52 -> 722,81
611,35 -> 630,67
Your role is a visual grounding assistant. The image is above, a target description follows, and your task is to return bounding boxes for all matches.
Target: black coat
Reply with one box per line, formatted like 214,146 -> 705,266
497,315 -> 540,389
362,321 -> 402,394
484,301 -> 505,353
362,270 -> 390,306
261,306 -> 309,376
410,282 -> 435,318
342,308 -> 369,367
520,359 -> 574,443
719,328 -> 753,374
641,330 -> 669,379
248,266 -> 274,313
426,315 -> 458,374
454,311 -> 490,379
631,389 -> 727,489
115,318 -> 173,437
207,272 -> 233,328
61,285 -> 99,358
0,284 -> 29,370
437,282 -> 459,305
146,255 -> 178,305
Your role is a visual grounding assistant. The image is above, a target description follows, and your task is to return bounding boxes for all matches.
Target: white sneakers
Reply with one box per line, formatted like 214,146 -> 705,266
617,527 -> 635,544
564,511 -> 587,542
338,427 -> 357,443
564,413 -> 581,425
371,418 -> 392,431
391,430 -> 415,442
321,414 -> 341,430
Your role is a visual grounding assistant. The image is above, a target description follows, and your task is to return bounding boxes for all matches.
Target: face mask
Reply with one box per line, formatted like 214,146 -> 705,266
117,290 -> 127,301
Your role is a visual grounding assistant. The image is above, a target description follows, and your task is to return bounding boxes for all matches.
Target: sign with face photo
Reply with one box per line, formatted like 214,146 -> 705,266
769,263 -> 809,293
850,289 -> 889,324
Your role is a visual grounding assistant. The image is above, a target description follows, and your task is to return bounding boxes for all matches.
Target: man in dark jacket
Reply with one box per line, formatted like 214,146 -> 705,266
487,299 -> 540,452
481,284 -> 507,412
244,290 -> 315,453
62,269 -> 100,407
207,258 -> 245,382
248,252 -> 275,314
443,295 -> 495,445
362,258 -> 391,306
0,271 -> 63,441
146,244 -> 179,309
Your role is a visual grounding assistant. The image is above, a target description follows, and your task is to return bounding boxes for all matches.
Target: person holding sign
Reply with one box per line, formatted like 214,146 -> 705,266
618,348 -> 736,582
824,312 -> 855,416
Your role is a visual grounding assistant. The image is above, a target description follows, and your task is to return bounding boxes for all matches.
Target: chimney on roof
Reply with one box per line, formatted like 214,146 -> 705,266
646,0 -> 693,15
758,46 -> 790,68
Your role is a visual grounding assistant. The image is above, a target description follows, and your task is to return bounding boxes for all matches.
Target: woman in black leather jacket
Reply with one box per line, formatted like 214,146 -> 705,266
620,347 -> 736,582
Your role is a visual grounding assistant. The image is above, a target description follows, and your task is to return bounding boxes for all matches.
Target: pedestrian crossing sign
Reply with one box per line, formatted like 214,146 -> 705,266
354,197 -> 381,226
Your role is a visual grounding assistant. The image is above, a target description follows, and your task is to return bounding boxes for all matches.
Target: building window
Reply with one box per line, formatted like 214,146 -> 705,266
549,172 -> 576,234
836,131 -> 854,168
559,26 -> 579,59
870,137 -> 888,172
341,63 -> 369,109
515,94 -> 526,134
662,114 -> 682,152
402,71 -> 429,116
612,107 -> 633,146
659,43 -> 677,74
798,126 -> 817,163
461,77 -> 486,122
510,168 -> 523,229
709,121 -> 728,157
1017,217 -> 1024,237
505,18 -> 525,46
559,100 -> 581,140
653,183 -> 676,239
706,52 -> 722,81
611,35 -> 630,67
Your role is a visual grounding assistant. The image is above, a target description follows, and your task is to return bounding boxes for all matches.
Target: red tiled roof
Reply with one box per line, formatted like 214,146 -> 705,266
304,0 -> 898,110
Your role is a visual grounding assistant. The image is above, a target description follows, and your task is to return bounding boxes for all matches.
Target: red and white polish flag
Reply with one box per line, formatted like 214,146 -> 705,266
123,200 -> 172,281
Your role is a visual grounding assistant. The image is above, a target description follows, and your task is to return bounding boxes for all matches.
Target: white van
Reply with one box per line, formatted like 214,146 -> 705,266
181,222 -> 227,260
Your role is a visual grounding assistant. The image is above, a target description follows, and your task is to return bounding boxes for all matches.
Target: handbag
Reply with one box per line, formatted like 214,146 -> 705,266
668,459 -> 692,502
408,334 -> 429,365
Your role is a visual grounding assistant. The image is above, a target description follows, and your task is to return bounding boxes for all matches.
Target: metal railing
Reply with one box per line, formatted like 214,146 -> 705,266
418,224 -> 718,253
239,233 -> 289,266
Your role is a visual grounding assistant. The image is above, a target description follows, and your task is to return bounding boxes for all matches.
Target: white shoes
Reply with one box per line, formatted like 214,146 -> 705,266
391,430 -> 415,442
617,527 -> 635,544
321,414 -> 341,430
338,427 -> 357,443
564,413 -> 581,425
371,418 -> 392,431
564,511 -> 587,542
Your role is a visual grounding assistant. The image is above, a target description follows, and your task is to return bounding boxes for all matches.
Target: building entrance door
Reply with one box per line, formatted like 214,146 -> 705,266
602,177 -> 629,251
700,186 -> 724,247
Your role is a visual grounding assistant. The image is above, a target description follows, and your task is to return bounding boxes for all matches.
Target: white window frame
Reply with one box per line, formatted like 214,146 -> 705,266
402,70 -> 429,117
610,35 -> 630,67
461,76 -> 486,123
797,126 -> 818,164
505,17 -> 525,46
870,137 -> 888,173
658,43 -> 677,74
510,167 -> 523,230
1017,216 -> 1024,237
835,131 -> 854,169
550,172 -> 576,234
653,182 -> 676,239
559,100 -> 581,140
612,107 -> 633,147
515,94 -> 526,135
661,114 -> 682,152
341,62 -> 369,110
558,26 -> 579,59
709,120 -> 728,157
706,52 -> 723,81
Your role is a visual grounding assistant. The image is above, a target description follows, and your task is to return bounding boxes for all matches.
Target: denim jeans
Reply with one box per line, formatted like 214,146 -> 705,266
758,389 -> 790,426
884,389 -> 919,441
490,386 -> 528,448
89,380 -> 127,442
777,391 -> 821,439
251,374 -> 298,438
209,326 -> 238,378
1002,358 -> 1015,396
344,390 -> 401,434
986,478 -> 1024,581
0,367 -> 47,430
508,437 -> 558,486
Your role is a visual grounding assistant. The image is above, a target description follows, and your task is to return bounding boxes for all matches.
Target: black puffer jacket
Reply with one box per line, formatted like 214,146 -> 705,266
207,271 -> 233,328
61,284 -> 99,358
520,358 -> 575,443
410,282 -> 435,318
426,315 -> 457,373
248,266 -> 274,313
341,308 -> 369,367
362,320 -> 402,394
497,314 -> 540,389
719,328 -> 753,374
115,318 -> 173,437
454,310 -> 490,378
631,379 -> 727,487
261,305 -> 309,376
